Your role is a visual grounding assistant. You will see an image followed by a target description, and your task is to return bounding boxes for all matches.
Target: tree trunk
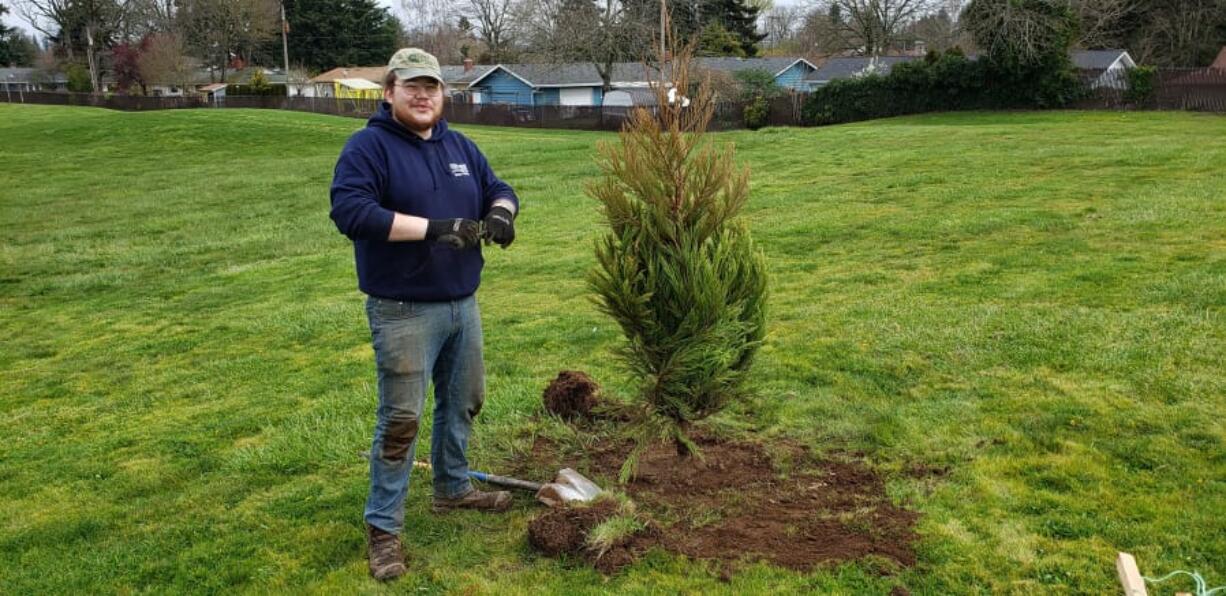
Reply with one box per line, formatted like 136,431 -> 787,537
86,22 -> 100,94
674,420 -> 692,457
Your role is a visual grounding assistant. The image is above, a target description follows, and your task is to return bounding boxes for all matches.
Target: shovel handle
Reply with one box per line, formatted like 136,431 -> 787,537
413,461 -> 542,493
469,471 -> 543,492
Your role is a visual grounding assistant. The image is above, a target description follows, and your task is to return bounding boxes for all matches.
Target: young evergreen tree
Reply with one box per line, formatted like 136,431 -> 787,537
588,44 -> 768,480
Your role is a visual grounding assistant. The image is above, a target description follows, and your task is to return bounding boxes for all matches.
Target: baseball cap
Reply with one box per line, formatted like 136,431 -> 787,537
388,48 -> 443,84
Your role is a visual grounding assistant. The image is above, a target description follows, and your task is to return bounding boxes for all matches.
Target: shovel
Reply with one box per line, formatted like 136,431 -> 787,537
412,461 -> 602,507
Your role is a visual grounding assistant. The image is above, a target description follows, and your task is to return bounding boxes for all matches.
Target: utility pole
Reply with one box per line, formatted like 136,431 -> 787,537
280,1 -> 291,96
660,0 -> 666,54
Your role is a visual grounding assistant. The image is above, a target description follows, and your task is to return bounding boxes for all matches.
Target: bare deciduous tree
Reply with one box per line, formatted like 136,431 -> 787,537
1069,0 -> 1136,48
1131,0 -> 1225,65
178,0 -> 277,82
455,0 -> 519,62
823,0 -> 936,55
761,4 -> 806,50
523,0 -> 654,90
962,0 -> 1078,65
400,0 -> 482,64
137,30 -> 193,87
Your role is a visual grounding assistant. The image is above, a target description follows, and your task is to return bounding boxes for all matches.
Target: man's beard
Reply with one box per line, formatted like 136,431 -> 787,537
394,102 -> 441,133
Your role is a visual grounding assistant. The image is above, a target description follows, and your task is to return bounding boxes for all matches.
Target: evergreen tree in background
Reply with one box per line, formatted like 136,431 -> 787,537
0,3 -> 37,67
0,2 -> 15,66
277,0 -> 399,73
697,22 -> 745,57
701,0 -> 765,57
626,0 -> 764,58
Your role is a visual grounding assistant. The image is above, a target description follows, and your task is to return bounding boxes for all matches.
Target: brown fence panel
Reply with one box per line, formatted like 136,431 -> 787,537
1073,67 -> 1226,112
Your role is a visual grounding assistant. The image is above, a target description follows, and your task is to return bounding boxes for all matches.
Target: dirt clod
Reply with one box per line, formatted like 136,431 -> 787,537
528,500 -> 617,556
542,370 -> 600,420
527,500 -> 656,574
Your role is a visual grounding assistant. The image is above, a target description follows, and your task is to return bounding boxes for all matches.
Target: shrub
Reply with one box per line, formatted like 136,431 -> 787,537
66,64 -> 92,93
732,69 -> 784,102
802,46 -> 1084,126
743,95 -> 769,130
248,70 -> 272,93
1125,66 -> 1157,104
227,83 -> 286,96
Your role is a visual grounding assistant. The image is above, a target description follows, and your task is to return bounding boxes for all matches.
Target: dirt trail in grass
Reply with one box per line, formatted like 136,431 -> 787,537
524,434 -> 918,574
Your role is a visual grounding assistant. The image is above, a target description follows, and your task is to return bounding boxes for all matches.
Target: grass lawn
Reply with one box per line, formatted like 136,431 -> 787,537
0,104 -> 1223,594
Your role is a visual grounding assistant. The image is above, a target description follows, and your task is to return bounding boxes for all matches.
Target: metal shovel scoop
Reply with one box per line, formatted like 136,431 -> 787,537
412,461 -> 602,507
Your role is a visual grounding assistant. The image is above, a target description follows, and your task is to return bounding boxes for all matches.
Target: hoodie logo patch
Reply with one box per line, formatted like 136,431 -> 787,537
449,163 -> 470,177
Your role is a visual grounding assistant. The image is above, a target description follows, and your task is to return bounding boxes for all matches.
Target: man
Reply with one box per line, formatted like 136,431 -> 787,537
329,48 -> 519,582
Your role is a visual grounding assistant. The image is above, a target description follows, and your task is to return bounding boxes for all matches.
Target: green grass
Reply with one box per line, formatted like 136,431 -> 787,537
1,104 -> 1223,594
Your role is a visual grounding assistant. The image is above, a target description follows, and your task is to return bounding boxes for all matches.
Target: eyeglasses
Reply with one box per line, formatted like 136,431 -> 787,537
398,81 -> 442,96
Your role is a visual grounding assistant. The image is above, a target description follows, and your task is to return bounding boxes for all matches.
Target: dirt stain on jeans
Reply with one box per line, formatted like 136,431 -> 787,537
381,415 -> 419,461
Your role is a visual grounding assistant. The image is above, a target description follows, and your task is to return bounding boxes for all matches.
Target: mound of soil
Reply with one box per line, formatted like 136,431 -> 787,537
523,435 -> 919,576
527,500 -> 657,574
542,370 -> 601,420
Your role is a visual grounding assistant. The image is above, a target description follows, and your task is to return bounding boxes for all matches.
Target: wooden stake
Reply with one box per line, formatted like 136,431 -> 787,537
1117,552 -> 1148,596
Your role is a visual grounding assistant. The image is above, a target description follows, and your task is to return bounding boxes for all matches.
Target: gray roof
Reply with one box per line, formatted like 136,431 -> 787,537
1071,49 -> 1128,70
0,67 -> 68,83
693,56 -> 810,76
441,64 -> 496,85
806,56 -> 919,82
471,57 -> 812,87
475,62 -> 658,87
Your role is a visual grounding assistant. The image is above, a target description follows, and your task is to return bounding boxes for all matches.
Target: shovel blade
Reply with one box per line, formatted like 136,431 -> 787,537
535,468 -> 603,507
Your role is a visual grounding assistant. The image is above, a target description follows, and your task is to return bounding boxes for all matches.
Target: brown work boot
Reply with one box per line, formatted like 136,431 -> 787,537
432,487 -> 513,513
366,524 -> 406,581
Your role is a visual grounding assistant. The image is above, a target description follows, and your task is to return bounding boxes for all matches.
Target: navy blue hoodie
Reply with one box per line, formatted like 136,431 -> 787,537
330,102 -> 518,301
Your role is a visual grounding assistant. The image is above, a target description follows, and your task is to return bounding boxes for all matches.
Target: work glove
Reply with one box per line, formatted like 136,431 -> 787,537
482,206 -> 515,248
425,218 -> 481,250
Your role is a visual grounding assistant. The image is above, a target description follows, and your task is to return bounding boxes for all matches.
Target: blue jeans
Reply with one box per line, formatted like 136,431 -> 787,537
363,294 -> 485,534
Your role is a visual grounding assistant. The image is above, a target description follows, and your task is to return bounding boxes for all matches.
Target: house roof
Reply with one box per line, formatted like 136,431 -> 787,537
336,78 -> 381,90
468,62 -> 658,88
806,56 -> 919,82
310,66 -> 387,84
693,56 -> 816,77
468,57 -> 815,88
1071,49 -> 1129,70
310,64 -> 496,86
198,83 -> 227,92
440,64 -> 496,85
1212,46 -> 1226,69
603,88 -> 659,106
0,67 -> 68,83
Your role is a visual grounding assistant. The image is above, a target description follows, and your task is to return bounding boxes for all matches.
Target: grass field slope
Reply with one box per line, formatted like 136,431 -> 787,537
1,104 -> 1223,594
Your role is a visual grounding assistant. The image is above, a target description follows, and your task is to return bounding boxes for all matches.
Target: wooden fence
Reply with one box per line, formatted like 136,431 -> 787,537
1074,67 -> 1226,112
0,90 -> 809,130
3,67 -> 1223,130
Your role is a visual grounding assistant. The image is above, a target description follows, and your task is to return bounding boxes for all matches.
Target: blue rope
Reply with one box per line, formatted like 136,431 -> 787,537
1143,570 -> 1226,596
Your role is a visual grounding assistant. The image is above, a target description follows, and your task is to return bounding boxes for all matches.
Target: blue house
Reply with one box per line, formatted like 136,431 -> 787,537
465,57 -> 818,106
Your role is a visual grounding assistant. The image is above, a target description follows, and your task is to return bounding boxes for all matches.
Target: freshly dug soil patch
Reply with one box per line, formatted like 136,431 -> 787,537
542,370 -> 601,420
524,435 -> 919,575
